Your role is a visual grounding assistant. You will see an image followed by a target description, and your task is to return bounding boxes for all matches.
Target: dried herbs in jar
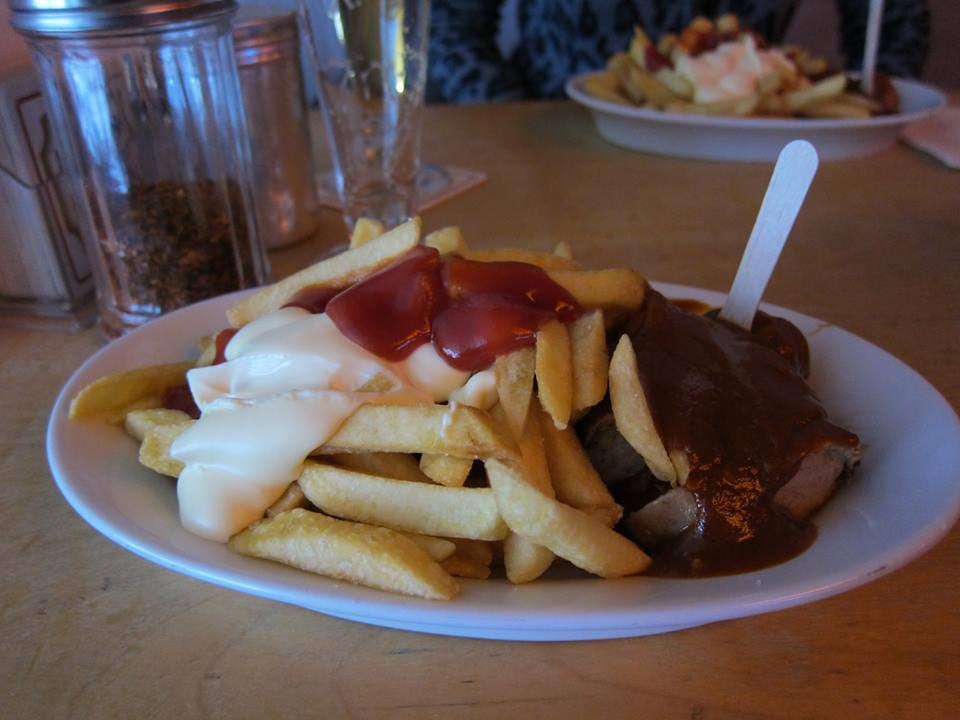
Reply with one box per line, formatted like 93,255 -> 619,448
101,179 -> 260,325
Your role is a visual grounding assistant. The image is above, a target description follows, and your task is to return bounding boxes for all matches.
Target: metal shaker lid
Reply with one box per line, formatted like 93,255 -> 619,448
9,0 -> 236,37
233,3 -> 299,66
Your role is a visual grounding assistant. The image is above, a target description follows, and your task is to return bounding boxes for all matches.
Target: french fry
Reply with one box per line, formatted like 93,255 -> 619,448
423,225 -> 466,256
499,404 -> 556,583
678,16 -> 715,55
619,63 -> 650,105
657,32 -> 678,58
687,94 -> 760,116
356,373 -> 397,393
783,73 -> 846,113
654,68 -> 693,99
535,320 -> 573,430
835,91 -> 882,112
494,347 -> 536,438
757,92 -> 789,116
450,539 -> 494,566
319,403 -> 517,460
460,248 -> 576,271
329,452 -> 432,483
582,72 -> 631,105
503,533 -> 554,583
448,369 -> 499,411
348,218 -> 385,248
514,404 -> 553,492
265,482 -> 311,517
669,448 -> 692,485
547,269 -> 647,317
441,538 -> 494,578
69,362 -> 194,422
124,408 -> 193,442
196,336 -> 217,367
139,423 -> 190,477
227,218 -> 421,327
628,28 -> 653,68
756,69 -> 782,97
229,508 -> 459,600
608,335 -> 677,484
794,53 -> 828,79
419,453 -> 474,487
632,70 -> 682,108
441,556 -> 491,579
298,462 -> 509,541
400,532 -> 457,562
605,53 -> 644,104
485,459 -> 650,578
569,310 -> 608,412
716,13 -> 739,34
800,99 -> 871,119
537,406 -> 622,527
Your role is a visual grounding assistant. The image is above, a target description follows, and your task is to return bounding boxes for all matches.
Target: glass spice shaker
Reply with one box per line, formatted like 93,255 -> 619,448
10,0 -> 270,338
233,4 -> 319,250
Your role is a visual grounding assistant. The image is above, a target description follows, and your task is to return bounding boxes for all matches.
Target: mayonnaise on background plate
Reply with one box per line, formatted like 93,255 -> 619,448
673,34 -> 795,103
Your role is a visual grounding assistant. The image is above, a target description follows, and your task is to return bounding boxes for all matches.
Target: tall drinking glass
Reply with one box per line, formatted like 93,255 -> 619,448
299,0 -> 429,230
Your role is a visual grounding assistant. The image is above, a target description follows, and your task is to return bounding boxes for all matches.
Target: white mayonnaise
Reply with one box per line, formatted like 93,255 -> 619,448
171,308 -> 473,542
674,35 -> 795,103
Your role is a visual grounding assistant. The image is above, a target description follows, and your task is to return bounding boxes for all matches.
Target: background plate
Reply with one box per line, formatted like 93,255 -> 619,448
47,284 -> 960,641
565,73 -> 946,162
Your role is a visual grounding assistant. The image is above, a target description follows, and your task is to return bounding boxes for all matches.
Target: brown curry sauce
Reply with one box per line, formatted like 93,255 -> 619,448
622,290 -> 860,577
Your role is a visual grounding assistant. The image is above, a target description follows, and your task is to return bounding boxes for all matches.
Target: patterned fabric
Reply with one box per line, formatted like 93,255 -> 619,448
426,0 -> 930,103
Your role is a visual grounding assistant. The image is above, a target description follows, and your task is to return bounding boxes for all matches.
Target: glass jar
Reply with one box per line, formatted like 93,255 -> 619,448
10,0 -> 270,338
233,4 -> 320,250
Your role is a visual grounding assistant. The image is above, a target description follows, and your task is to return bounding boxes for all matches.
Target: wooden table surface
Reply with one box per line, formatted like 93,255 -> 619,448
2,101 -> 958,719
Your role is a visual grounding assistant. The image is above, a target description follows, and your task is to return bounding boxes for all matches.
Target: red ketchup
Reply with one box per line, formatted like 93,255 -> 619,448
644,45 -> 671,72
326,246 -> 446,360
435,257 -> 583,370
162,384 -> 200,419
162,327 -> 239,417
299,248 -> 584,372
212,327 -> 239,365
701,29 -> 719,51
442,258 -> 581,321
432,296 -> 556,371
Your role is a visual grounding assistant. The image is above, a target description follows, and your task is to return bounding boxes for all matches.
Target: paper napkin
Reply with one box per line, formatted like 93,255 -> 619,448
902,107 -> 960,170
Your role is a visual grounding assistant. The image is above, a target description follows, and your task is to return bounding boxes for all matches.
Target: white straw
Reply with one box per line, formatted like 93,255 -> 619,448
862,0 -> 884,96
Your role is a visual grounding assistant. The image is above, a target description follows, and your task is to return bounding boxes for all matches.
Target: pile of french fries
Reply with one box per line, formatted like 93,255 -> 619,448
584,14 -> 892,119
69,219 -> 656,601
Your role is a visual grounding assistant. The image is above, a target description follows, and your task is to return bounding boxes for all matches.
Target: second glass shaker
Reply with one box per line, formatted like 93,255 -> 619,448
233,4 -> 320,250
10,0 -> 270,337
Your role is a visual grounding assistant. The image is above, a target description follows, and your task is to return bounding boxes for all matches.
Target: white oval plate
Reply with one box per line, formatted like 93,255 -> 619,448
47,284 -> 960,641
565,72 -> 946,162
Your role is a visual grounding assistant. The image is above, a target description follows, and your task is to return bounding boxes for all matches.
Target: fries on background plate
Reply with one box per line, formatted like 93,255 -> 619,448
585,14 -> 899,119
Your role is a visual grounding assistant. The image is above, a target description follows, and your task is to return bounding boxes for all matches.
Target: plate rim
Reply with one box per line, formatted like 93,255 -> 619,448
564,71 -> 947,131
46,284 -> 960,640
